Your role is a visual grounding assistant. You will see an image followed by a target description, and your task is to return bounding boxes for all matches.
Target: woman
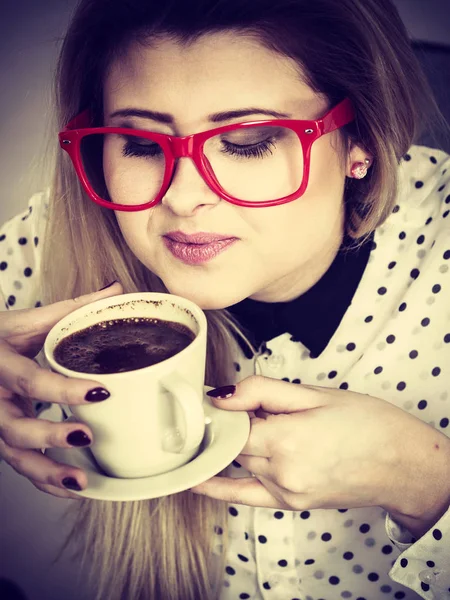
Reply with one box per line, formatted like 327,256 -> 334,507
0,0 -> 449,598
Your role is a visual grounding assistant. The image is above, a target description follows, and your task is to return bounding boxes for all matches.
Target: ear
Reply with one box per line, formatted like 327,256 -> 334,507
345,142 -> 373,178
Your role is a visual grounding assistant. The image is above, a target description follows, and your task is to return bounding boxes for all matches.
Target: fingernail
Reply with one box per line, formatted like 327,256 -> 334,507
62,477 -> 82,491
98,280 -> 118,291
67,430 -> 91,447
85,387 -> 110,402
206,385 -> 236,399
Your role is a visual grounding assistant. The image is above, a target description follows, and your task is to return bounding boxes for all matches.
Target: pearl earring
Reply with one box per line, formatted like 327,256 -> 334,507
351,158 -> 371,179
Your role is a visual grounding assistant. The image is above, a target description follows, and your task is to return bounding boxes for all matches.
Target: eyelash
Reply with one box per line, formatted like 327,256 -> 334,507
220,139 -> 276,159
120,137 -> 277,160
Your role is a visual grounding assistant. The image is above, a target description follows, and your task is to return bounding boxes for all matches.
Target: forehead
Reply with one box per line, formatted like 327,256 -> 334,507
103,32 -> 326,129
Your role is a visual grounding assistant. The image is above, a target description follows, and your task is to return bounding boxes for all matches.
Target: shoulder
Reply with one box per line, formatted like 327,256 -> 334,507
395,145 -> 450,227
0,189 -> 49,310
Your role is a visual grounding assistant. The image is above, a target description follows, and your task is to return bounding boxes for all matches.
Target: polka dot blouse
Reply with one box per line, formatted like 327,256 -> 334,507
1,146 -> 450,600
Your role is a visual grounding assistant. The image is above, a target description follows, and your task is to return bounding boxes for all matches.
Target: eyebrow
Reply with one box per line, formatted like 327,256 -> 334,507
109,107 -> 292,123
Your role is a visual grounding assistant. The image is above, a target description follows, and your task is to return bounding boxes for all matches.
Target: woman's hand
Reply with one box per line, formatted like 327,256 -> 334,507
0,282 -> 123,499
191,376 -> 450,533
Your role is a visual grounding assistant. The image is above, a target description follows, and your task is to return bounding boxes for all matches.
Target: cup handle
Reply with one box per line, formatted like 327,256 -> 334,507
160,373 -> 205,453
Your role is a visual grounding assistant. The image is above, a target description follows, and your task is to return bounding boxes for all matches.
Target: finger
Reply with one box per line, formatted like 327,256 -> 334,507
235,454 -> 271,477
0,350 -> 110,405
0,281 -> 123,343
30,479 -> 84,500
209,375 -> 328,414
0,411 -> 93,451
190,476 -> 285,508
0,442 -> 88,492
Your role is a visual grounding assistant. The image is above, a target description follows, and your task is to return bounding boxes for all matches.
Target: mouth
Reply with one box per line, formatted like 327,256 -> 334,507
163,231 -> 238,265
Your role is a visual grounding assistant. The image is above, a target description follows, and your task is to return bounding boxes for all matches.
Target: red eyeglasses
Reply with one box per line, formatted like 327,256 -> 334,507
59,98 -> 355,211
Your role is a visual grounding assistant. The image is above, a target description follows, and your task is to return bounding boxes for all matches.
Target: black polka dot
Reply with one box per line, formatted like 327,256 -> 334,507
244,532 -> 248,540
440,418 -> 449,428
346,342 -> 356,351
304,559 -> 315,565
214,526 -> 223,535
446,194 -> 450,203
415,181 -> 424,189
426,560 -> 435,567
258,535 -> 267,543
425,217 -> 433,225
410,268 -> 420,279
238,554 -> 249,562
234,362 -> 241,372
239,594 -> 250,599
24,267 -> 33,277
378,287 -> 387,295
418,400 -> 427,410
262,582 -> 271,590
368,572 -> 379,581
388,261 -> 396,269
0,234 -> 5,241
7,295 -> 15,307
443,210 -> 449,218
359,523 -> 370,534
432,528 -> 442,540
328,371 -> 337,379
18,237 -> 27,245
34,236 -> 39,246
381,545 -> 393,554
321,532 -> 332,541
432,284 -> 441,294
399,231 -> 406,240
400,558 -> 408,568
329,576 -> 340,585
394,592 -> 406,599
232,460 -> 241,468
282,377 -> 290,382
397,382 -> 406,391
403,154 -> 411,161
438,184 -> 445,192
432,367 -> 441,377
374,366 -> 383,374
421,317 -> 430,327
300,511 -> 310,519
343,551 -> 354,560
0,261 -> 7,271
393,205 -> 400,213
278,559 -> 288,567
444,250 -> 450,260
292,378 -> 301,384
274,511 -> 284,519
421,583 -> 430,592
386,335 -> 395,344
430,156 -> 437,164
409,350 -> 418,359
398,302 -> 407,311
35,301 -> 42,308
365,315 -> 373,323
416,234 -> 425,244
339,382 -> 349,390
225,566 -> 235,575
229,507 -> 238,517
337,508 -> 348,513
445,334 -> 450,343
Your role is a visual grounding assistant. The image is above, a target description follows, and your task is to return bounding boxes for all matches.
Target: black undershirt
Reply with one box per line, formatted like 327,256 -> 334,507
227,230 -> 375,359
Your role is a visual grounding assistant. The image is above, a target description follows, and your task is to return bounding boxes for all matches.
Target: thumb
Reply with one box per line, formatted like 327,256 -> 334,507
207,375 -> 327,414
2,281 -> 124,347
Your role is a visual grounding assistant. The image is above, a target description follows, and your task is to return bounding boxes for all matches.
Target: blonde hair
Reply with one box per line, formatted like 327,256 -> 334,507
37,0 -> 446,598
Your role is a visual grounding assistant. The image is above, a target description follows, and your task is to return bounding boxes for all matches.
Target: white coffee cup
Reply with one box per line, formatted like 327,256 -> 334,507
44,292 -> 207,478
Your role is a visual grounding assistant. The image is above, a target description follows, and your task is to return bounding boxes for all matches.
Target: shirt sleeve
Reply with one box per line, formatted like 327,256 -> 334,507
386,509 -> 450,599
0,190 -> 49,311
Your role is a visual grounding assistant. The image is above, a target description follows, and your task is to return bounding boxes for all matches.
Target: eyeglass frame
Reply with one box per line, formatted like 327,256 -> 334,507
58,97 -> 355,211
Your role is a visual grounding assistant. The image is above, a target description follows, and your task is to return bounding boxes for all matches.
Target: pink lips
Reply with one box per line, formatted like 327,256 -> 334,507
163,231 -> 238,265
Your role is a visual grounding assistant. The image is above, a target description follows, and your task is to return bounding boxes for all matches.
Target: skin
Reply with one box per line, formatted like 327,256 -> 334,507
104,32 -> 369,308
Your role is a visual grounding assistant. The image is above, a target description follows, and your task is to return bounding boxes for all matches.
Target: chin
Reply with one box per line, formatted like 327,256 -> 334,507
164,283 -> 246,311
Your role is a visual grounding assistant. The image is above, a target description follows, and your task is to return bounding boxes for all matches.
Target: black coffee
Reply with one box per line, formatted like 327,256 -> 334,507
54,317 -> 195,374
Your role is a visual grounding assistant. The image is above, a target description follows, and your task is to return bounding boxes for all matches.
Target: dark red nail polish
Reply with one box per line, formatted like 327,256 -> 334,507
99,280 -> 117,291
67,430 -> 91,447
206,385 -> 236,399
62,477 -> 82,491
85,387 -> 110,402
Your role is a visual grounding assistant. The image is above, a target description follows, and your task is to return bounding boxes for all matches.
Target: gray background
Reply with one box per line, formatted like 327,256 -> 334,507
0,0 -> 449,224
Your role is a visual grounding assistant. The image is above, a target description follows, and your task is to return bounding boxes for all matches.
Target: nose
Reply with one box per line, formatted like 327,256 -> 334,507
161,157 -> 221,217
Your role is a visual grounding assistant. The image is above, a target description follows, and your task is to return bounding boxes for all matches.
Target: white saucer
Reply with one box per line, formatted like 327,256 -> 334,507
45,393 -> 250,501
